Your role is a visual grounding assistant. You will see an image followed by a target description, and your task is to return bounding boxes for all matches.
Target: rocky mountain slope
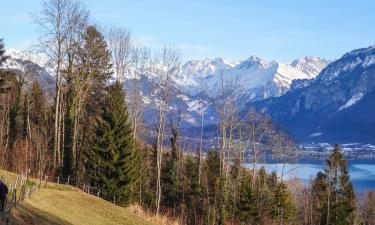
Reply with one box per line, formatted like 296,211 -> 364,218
253,45 -> 375,143
1,48 -> 330,139
1,49 -> 55,95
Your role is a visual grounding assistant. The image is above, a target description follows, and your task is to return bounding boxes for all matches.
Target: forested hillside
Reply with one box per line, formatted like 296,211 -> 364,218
0,1 -> 374,225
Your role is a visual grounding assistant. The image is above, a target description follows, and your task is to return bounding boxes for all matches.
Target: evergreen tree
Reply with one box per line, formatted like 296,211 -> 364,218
27,82 -> 50,177
184,155 -> 204,225
205,150 -> 221,224
257,166 -> 273,223
161,150 -> 179,210
272,182 -> 295,224
63,25 -> 113,177
238,172 -> 257,224
86,81 -> 139,205
312,144 -> 356,225
161,115 -> 181,211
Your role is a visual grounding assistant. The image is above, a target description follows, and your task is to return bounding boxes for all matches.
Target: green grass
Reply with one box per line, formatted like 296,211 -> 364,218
0,170 -> 163,225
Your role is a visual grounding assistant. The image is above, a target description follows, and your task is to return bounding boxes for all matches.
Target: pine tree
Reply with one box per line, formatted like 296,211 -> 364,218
205,150 -> 221,224
161,150 -> 179,210
27,82 -> 50,177
161,115 -> 181,211
238,172 -> 256,224
257,166 -> 273,223
272,182 -> 295,224
63,25 -> 113,178
86,81 -> 139,205
184,155 -> 204,225
312,144 -> 356,225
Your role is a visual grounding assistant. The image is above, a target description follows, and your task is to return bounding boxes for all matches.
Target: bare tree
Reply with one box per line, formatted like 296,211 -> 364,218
197,80 -> 205,185
129,43 -> 151,142
271,132 -> 297,182
242,108 -> 271,188
215,72 -> 242,180
151,44 -> 181,215
33,0 -> 88,167
105,26 -> 133,83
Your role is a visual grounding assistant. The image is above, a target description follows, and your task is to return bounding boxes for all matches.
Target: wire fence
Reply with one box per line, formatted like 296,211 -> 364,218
0,172 -> 41,224
0,171 -> 121,224
44,175 -> 118,204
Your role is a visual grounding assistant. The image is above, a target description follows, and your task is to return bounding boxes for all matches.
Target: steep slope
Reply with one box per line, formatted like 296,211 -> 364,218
0,169 -> 171,225
10,188 -> 162,225
253,45 -> 375,143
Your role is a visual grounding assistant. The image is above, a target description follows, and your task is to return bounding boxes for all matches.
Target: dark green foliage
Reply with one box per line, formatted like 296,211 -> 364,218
206,150 -> 221,198
63,25 -> 113,178
256,166 -> 273,223
216,174 -> 226,225
86,82 -> 139,206
235,166 -> 295,225
161,116 -> 181,211
8,78 -> 23,159
238,172 -> 257,223
63,116 -> 74,177
226,156 -> 241,221
205,150 -> 221,224
161,150 -> 179,210
272,182 -> 295,223
182,156 -> 204,225
312,144 -> 356,225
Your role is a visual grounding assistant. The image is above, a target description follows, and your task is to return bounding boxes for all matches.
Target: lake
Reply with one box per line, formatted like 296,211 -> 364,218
245,159 -> 375,191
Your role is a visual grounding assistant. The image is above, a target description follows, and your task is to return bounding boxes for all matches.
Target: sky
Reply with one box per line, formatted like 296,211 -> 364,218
1,0 -> 375,62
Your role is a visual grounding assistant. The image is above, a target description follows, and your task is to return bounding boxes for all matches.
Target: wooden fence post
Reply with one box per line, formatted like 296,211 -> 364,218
13,190 -> 17,208
67,176 -> 70,185
45,176 -> 48,187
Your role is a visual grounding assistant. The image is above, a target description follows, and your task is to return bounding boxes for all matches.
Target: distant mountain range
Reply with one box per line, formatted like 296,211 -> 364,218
253,45 -> 375,144
1,49 -> 54,95
177,55 -> 329,101
3,45 -> 374,144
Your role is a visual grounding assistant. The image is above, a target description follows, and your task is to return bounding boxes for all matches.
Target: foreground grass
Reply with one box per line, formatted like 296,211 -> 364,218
0,170 -> 170,225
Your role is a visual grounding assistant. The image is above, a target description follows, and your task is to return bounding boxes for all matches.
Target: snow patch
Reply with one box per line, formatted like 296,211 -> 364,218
339,93 -> 364,111
310,132 -> 323,137
187,99 -> 207,113
363,55 -> 375,67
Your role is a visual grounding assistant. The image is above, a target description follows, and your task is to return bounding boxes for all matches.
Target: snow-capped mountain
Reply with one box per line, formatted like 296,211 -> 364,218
1,48 -> 330,135
1,49 -> 55,94
253,45 -> 375,143
177,56 -> 330,102
176,58 -> 239,94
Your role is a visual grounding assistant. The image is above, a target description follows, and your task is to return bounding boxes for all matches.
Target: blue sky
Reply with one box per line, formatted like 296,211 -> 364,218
1,0 -> 374,62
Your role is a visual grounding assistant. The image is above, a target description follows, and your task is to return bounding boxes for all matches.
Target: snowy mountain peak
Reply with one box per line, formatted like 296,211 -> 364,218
5,49 -> 49,68
178,55 -> 330,100
236,55 -> 269,69
1,49 -> 55,95
252,44 -> 375,143
317,45 -> 375,83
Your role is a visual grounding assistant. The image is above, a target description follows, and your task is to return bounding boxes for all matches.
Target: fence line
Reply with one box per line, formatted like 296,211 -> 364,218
0,171 -> 119,224
43,175 -> 115,202
0,171 -> 43,224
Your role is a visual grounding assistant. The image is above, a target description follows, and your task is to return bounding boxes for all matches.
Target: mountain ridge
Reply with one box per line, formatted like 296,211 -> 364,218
252,45 -> 375,143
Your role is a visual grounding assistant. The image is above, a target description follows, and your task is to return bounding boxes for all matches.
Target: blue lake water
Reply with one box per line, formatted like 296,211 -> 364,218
245,159 -> 375,191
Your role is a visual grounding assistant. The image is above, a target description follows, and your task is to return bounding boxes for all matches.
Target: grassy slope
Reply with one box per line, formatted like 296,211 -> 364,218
0,170 -> 159,225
